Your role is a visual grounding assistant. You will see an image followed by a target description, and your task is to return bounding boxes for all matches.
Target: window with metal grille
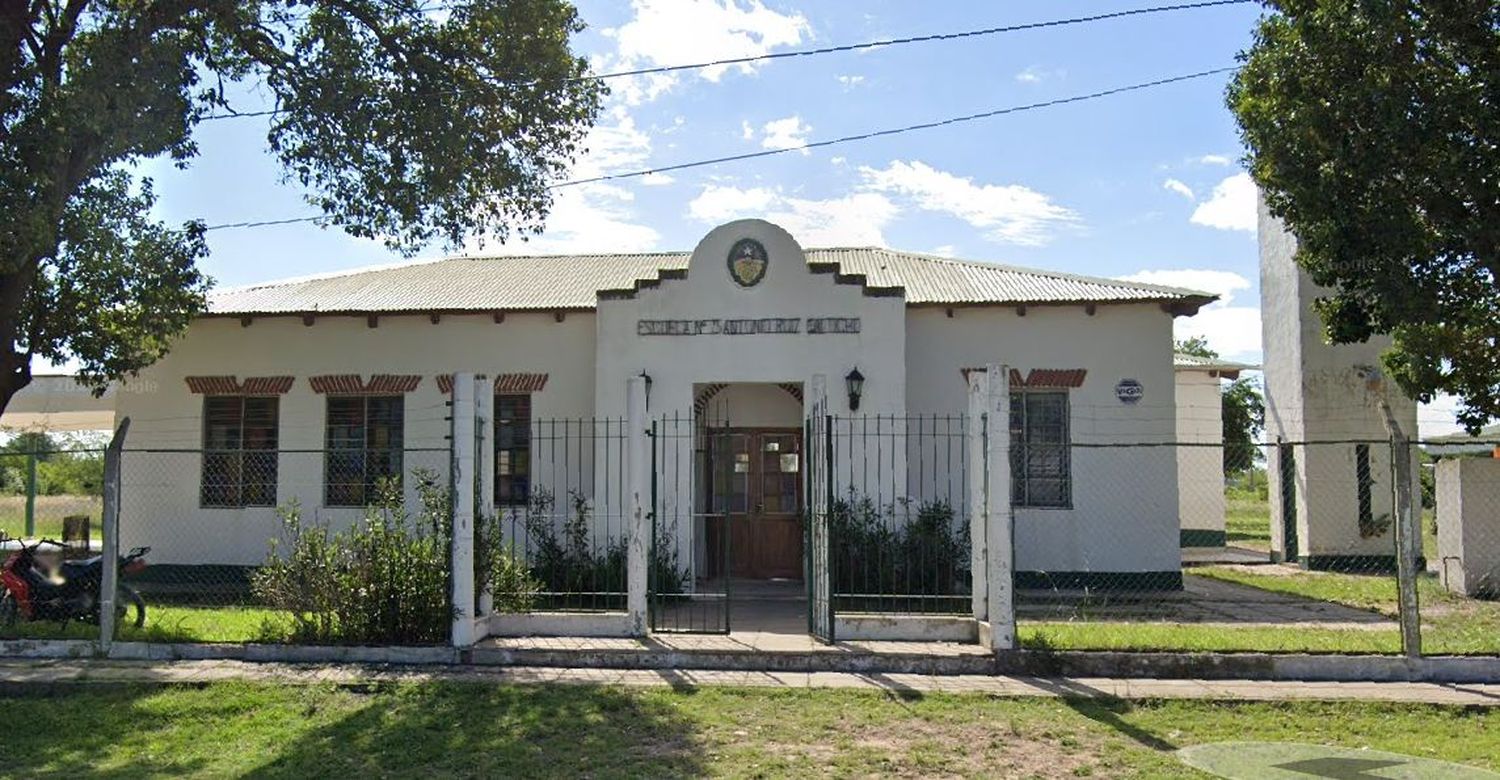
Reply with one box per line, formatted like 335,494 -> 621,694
1010,391 -> 1071,508
201,396 -> 279,507
324,395 -> 404,507
494,393 -> 531,506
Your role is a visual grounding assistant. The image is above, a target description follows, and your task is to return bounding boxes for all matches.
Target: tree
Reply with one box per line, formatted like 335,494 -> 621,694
1228,0 -> 1500,432
1176,337 -> 1265,473
1,1 -> 604,414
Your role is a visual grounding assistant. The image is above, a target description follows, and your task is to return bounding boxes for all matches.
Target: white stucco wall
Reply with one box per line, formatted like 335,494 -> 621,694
1436,458 -> 1500,598
1176,369 -> 1226,545
116,311 -> 597,565
1259,198 -> 1419,565
905,303 -> 1181,575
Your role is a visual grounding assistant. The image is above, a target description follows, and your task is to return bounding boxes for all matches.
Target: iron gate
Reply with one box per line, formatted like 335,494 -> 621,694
647,414 -> 731,634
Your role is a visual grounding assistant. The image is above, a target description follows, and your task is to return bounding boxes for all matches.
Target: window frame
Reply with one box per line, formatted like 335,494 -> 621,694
494,393 -> 532,507
200,395 -> 280,509
1009,389 -> 1072,509
323,394 -> 405,507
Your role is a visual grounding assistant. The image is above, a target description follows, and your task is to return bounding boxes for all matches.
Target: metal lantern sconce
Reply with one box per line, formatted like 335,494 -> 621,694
845,367 -> 865,412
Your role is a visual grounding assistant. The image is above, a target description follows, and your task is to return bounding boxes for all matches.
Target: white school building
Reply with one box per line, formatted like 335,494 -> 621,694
112,219 -> 1222,590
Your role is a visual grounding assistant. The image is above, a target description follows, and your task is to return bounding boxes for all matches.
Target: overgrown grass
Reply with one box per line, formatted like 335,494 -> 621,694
1224,496 -> 1271,550
0,682 -> 1494,777
0,494 -> 99,540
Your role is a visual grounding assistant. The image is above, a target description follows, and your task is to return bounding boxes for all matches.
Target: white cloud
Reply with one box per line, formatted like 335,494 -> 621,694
1119,269 -> 1261,360
1197,153 -> 1232,166
1163,178 -> 1195,200
480,115 -> 661,254
686,185 -> 896,245
605,0 -> 810,102
830,156 -> 846,165
772,193 -> 895,246
490,184 -> 661,254
1015,65 -> 1064,84
928,245 -> 957,258
836,74 -> 865,87
761,115 -> 812,153
740,119 -> 755,140
1190,172 -> 1257,232
859,160 -> 1078,246
688,184 -> 779,222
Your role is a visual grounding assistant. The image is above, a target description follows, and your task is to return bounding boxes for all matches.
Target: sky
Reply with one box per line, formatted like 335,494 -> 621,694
128,0 -> 1462,435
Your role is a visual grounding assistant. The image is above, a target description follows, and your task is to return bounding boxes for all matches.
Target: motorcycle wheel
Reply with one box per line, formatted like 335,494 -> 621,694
117,586 -> 146,630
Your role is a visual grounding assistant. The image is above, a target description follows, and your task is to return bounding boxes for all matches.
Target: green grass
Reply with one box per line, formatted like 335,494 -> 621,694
1224,495 -> 1271,550
1022,622 -> 1408,654
0,682 -> 1494,778
1191,566 -> 1500,655
2,604 -> 291,643
0,493 -> 100,541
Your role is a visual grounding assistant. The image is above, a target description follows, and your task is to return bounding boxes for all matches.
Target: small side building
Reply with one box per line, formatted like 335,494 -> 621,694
1174,353 -> 1256,548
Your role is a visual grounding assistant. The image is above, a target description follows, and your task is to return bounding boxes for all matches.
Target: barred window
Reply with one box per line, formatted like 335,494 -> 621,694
495,394 -> 531,506
1010,391 -> 1071,508
325,395 -> 404,507
201,396 -> 279,507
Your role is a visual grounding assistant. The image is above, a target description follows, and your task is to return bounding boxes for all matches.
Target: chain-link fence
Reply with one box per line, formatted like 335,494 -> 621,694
0,439 -> 109,642
103,447 -> 455,645
6,415 -> 1499,660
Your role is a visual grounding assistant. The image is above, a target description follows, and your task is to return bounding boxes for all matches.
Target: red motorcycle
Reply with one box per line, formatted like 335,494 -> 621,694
0,538 -> 149,629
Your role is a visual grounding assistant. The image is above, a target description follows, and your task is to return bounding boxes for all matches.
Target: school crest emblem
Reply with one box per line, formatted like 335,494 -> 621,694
727,238 -> 768,287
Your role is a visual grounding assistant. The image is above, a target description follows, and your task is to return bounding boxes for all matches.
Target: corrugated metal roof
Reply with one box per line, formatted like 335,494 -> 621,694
209,247 -> 1215,315
1173,352 -> 1260,372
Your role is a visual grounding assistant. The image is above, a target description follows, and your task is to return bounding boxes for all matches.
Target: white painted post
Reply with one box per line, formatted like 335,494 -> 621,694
475,379 -> 495,618
98,418 -> 129,653
450,373 -> 477,647
984,364 -> 1015,650
625,376 -> 649,635
967,371 -> 988,622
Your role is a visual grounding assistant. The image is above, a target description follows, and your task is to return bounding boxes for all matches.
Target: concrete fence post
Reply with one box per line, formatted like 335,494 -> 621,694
99,417 -> 130,653
983,364 -> 1015,650
967,370 -> 988,622
475,379 -> 494,618
450,373 -> 477,648
626,376 -> 649,635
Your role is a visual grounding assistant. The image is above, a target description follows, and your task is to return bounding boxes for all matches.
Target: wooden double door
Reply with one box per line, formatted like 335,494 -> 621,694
705,428 -> 804,581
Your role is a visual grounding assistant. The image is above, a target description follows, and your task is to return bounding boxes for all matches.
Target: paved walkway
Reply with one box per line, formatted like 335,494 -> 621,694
3,659 -> 1498,706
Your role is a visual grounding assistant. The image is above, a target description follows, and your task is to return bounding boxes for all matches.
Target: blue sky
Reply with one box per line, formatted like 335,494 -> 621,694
131,0 -> 1461,433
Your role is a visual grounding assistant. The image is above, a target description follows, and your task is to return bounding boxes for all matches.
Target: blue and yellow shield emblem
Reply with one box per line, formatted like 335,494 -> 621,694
727,238 -> 768,287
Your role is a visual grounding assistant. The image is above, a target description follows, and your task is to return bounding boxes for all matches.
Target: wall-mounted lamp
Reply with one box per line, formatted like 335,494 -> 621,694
845,367 -> 865,412
638,370 -> 653,410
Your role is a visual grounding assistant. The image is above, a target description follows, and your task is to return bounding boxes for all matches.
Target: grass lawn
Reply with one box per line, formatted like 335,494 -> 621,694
1,682 -> 1495,778
1192,566 -> 1500,655
0,494 -> 100,541
1020,621 -> 1410,655
1,603 -> 290,644
1224,495 -> 1271,551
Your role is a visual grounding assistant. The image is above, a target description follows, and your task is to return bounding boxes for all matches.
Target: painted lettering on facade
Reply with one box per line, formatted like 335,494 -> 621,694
636,317 -> 860,336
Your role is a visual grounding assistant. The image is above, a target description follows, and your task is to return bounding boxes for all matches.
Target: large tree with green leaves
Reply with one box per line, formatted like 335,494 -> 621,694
1,1 -> 603,414
1228,0 -> 1499,432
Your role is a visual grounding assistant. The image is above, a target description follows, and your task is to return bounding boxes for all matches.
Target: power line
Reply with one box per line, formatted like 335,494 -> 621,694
202,64 -> 1238,232
200,0 -> 1254,121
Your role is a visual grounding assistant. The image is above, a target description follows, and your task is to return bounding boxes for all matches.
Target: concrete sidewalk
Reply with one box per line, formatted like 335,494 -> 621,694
3,658 -> 1499,706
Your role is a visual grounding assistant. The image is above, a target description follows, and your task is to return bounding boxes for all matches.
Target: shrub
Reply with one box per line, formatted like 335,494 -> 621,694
252,473 -> 455,644
828,491 -> 970,610
521,488 -> 686,606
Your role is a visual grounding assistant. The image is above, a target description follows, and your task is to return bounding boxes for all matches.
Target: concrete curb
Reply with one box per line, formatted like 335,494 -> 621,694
2,639 -> 1498,683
